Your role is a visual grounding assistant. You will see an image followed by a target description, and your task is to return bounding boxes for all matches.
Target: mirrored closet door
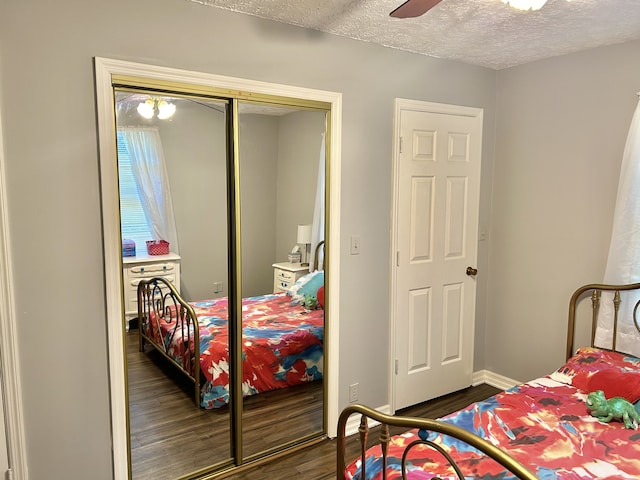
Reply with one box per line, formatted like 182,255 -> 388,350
237,102 -> 327,459
99,67 -> 332,480
115,90 -> 234,479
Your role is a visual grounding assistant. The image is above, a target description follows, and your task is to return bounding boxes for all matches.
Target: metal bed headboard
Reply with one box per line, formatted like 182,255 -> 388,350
337,404 -> 538,480
137,277 -> 201,405
566,282 -> 640,360
313,240 -> 325,271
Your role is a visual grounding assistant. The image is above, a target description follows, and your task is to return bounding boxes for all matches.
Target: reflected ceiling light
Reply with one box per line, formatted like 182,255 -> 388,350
136,97 -> 176,120
136,99 -> 155,119
157,100 -> 176,120
501,0 -> 547,10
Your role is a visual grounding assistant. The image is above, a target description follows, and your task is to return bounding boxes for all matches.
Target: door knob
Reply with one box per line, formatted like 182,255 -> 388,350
466,267 -> 478,276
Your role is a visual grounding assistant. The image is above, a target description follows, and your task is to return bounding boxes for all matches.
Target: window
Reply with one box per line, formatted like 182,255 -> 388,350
596,98 -> 640,357
117,130 -> 153,254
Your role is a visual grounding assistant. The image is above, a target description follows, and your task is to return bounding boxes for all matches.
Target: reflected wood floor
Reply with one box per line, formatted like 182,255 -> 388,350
127,328 -> 323,480
127,329 -> 501,479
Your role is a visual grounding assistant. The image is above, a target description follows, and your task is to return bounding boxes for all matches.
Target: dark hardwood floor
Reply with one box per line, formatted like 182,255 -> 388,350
126,328 -> 501,479
222,383 -> 502,480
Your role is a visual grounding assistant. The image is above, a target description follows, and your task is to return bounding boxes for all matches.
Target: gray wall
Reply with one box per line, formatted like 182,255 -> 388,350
14,0 -> 640,478
160,100 -> 229,302
488,39 -> 640,382
275,110 -> 326,263
238,113 -> 280,297
238,110 -> 323,297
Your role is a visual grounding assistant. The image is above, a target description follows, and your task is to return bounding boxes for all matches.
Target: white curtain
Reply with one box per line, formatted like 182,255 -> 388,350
309,133 -> 325,271
595,95 -> 640,356
121,127 -> 180,254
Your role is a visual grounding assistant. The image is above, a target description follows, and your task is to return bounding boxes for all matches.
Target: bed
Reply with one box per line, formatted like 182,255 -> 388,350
136,243 -> 325,409
337,282 -> 640,479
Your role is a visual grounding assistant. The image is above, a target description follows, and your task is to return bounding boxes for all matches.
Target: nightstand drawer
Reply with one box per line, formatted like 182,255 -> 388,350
125,275 -> 176,313
125,274 -> 176,291
275,269 -> 296,282
274,278 -> 295,292
272,262 -> 308,293
122,253 -> 181,328
128,262 -> 177,277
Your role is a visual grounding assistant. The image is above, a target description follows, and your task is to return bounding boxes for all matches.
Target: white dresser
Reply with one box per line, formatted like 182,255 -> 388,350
272,262 -> 309,293
122,252 -> 181,329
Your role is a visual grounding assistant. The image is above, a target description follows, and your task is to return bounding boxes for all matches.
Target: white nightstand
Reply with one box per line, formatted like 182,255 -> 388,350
122,252 -> 181,330
272,262 -> 309,293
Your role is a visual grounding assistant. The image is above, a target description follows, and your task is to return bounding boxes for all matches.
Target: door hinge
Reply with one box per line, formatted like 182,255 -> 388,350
399,136 -> 403,154
6,468 -> 13,480
396,251 -> 400,267
395,359 -> 399,375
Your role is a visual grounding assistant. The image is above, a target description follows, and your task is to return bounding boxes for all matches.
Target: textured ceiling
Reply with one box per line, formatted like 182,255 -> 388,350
190,0 -> 640,70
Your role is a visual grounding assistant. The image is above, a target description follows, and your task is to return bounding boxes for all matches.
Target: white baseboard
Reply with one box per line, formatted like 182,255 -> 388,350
472,369 -> 519,391
344,404 -> 392,437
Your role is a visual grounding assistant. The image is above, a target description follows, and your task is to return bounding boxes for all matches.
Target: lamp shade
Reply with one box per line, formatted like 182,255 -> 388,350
297,224 -> 312,244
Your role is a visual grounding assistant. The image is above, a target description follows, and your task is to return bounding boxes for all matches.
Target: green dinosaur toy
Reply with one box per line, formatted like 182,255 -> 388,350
301,294 -> 318,310
586,390 -> 640,429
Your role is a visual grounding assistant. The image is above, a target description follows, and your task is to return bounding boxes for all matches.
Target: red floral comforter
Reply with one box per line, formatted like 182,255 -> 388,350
346,348 -> 640,479
147,292 -> 324,409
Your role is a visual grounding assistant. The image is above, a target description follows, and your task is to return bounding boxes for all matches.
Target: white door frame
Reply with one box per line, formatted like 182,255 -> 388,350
389,98 -> 483,413
94,57 -> 342,478
0,85 -> 29,479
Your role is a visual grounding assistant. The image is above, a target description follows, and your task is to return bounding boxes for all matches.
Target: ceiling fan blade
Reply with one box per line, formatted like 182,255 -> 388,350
390,0 -> 444,18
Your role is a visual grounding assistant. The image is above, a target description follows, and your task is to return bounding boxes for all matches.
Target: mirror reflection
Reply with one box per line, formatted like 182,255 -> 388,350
115,90 -> 327,479
237,103 -> 326,458
116,91 -> 232,479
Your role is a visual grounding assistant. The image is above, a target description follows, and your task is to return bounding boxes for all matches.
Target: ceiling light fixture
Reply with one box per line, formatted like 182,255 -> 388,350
501,0 -> 547,11
136,97 -> 176,120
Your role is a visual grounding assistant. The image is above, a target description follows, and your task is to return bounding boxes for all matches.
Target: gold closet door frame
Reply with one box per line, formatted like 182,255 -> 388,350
110,74 -> 332,477
96,57 -> 341,480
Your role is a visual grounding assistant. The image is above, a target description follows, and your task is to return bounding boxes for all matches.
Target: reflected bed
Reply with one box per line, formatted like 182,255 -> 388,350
136,249 -> 325,409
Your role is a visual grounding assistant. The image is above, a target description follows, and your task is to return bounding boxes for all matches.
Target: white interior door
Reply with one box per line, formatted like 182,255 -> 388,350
392,99 -> 483,411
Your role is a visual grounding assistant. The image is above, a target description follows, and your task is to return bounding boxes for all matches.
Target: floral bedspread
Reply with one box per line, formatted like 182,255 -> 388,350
347,360 -> 640,479
148,292 -> 324,409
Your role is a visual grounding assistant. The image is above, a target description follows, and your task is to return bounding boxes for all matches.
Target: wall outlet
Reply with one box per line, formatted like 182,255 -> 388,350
479,225 -> 488,241
350,235 -> 361,255
213,282 -> 223,294
349,383 -> 359,403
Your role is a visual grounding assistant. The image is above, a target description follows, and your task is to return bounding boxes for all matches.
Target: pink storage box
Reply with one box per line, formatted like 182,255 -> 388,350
146,240 -> 169,255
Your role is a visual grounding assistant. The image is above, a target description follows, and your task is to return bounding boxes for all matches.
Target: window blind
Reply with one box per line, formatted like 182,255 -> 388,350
117,130 -> 153,253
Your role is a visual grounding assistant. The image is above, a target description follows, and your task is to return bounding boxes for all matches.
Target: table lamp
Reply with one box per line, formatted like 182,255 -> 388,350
297,224 -> 312,266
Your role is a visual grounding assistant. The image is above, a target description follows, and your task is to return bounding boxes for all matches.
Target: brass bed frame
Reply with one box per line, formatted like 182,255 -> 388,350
337,282 -> 640,480
566,282 -> 640,360
136,241 -> 325,408
137,277 -> 201,405
337,404 -> 538,480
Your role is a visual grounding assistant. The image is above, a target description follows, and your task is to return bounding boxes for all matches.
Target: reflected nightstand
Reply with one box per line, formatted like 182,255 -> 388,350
272,262 -> 309,293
